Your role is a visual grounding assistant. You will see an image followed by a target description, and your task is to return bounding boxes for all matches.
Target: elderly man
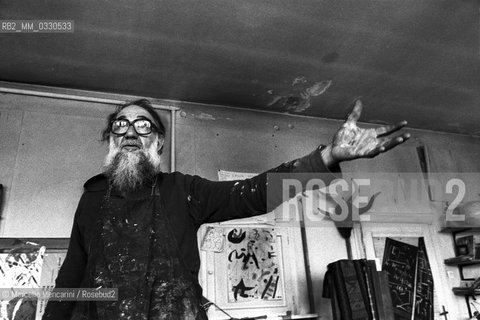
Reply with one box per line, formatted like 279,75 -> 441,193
43,98 -> 409,319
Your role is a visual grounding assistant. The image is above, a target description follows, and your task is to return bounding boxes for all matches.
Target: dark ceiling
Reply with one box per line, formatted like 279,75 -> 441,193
1,0 -> 479,135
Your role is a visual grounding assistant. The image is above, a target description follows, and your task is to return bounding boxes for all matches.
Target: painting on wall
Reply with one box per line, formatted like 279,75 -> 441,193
0,239 -> 68,320
0,242 -> 46,320
226,227 -> 284,303
200,226 -> 225,253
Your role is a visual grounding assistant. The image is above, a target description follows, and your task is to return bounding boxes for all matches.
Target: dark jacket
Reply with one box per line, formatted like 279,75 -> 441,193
43,146 -> 339,319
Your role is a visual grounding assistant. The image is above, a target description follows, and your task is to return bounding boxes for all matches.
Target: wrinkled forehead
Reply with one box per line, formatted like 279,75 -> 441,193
116,105 -> 156,125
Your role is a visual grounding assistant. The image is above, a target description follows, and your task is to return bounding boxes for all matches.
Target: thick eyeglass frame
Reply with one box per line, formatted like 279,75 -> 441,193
110,118 -> 157,136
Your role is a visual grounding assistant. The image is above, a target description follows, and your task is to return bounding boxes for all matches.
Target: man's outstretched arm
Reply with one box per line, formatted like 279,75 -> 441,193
322,99 -> 410,166
190,99 -> 410,224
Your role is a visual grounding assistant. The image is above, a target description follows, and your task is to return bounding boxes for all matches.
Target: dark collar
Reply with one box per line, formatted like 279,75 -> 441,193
84,173 -> 162,198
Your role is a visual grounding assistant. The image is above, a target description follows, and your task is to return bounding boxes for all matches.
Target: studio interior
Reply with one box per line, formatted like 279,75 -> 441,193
0,1 -> 479,319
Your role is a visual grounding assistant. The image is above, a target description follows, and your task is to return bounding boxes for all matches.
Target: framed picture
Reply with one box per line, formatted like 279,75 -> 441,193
0,238 -> 68,320
199,223 -> 308,319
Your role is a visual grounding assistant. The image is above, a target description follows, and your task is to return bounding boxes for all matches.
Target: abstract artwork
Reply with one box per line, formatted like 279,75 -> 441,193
226,228 -> 283,303
0,243 -> 46,320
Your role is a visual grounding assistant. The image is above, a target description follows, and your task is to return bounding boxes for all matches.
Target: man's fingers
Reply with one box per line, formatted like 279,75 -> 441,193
346,99 -> 363,123
376,133 -> 411,153
375,120 -> 408,137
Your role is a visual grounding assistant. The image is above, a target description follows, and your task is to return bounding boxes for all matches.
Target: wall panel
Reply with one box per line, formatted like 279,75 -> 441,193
0,87 -> 479,318
0,108 -> 23,222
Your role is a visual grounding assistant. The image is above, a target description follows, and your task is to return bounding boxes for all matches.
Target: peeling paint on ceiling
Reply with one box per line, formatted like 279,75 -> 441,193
267,78 -> 332,113
0,0 -> 478,135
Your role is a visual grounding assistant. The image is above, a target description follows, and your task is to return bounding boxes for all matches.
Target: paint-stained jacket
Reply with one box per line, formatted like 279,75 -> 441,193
43,145 -> 339,319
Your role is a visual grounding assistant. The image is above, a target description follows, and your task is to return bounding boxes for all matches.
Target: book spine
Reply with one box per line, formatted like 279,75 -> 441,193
364,260 -> 381,320
340,260 -> 369,320
377,270 -> 395,320
353,260 -> 374,320
328,261 -> 352,319
323,270 -> 341,320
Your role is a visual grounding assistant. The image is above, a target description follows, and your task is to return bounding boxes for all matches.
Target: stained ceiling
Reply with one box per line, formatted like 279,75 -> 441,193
1,0 -> 479,135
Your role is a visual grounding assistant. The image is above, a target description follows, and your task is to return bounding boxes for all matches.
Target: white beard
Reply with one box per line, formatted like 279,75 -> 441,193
103,138 -> 161,194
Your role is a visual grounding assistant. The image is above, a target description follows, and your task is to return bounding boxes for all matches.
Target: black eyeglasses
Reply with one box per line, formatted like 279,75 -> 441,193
111,118 -> 157,136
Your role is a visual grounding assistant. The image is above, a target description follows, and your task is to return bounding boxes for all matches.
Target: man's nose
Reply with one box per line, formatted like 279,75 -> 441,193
124,125 -> 139,138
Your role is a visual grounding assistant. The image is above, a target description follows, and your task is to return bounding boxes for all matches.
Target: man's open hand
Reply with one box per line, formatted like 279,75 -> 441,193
323,99 -> 410,166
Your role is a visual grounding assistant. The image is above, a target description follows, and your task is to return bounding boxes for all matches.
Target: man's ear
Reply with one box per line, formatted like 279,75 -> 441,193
157,136 -> 165,155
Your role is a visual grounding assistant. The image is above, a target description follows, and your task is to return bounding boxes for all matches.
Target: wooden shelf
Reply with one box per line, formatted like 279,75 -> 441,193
444,257 -> 480,266
439,227 -> 472,233
0,238 -> 69,252
442,227 -> 480,318
452,287 -> 480,296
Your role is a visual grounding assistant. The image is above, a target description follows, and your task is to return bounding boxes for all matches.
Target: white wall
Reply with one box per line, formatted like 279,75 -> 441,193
1,85 -> 479,319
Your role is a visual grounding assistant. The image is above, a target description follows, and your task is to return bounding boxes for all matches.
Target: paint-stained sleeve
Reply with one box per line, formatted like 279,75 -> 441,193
187,145 -> 341,224
42,193 -> 88,320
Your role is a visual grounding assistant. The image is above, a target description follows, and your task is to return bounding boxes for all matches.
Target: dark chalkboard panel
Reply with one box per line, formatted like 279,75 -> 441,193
382,237 -> 418,320
414,237 -> 434,320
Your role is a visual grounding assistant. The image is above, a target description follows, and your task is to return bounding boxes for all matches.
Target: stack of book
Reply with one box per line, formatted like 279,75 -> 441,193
455,234 -> 480,258
323,259 -> 394,320
444,234 -> 480,266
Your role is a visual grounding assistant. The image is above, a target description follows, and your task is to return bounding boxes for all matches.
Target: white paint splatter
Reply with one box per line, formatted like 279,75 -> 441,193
267,79 -> 332,112
196,113 -> 216,121
292,76 -> 307,87
306,80 -> 332,96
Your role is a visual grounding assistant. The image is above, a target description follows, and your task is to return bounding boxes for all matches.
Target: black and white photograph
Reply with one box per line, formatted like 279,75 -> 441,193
0,0 -> 479,319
